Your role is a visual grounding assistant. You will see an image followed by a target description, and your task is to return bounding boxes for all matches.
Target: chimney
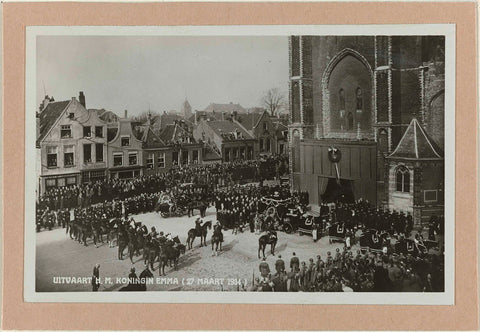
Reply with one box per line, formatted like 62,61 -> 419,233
222,112 -> 225,121
39,95 -> 51,112
194,110 -> 198,125
232,111 -> 238,122
124,110 -> 128,118
79,91 -> 86,108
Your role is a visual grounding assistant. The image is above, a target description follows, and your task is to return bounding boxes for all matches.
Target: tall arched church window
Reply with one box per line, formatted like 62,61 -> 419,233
378,129 -> 388,153
347,112 -> 354,131
356,87 -> 363,110
395,166 -> 410,193
339,88 -> 345,110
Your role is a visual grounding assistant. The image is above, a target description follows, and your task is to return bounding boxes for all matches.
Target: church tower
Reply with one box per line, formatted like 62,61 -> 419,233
181,98 -> 192,120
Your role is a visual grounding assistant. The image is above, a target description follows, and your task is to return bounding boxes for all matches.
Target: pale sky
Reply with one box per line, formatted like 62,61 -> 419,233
37,36 -> 289,116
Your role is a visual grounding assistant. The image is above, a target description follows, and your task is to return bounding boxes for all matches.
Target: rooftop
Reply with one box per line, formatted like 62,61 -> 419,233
388,118 -> 443,160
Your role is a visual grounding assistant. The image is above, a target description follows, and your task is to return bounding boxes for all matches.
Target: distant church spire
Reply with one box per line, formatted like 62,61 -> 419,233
181,97 -> 192,120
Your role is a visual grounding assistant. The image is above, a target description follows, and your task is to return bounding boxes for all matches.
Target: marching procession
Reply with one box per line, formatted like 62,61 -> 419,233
35,153 -> 445,293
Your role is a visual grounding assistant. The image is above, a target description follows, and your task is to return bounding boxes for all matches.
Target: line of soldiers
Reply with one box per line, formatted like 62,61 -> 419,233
252,246 -> 444,292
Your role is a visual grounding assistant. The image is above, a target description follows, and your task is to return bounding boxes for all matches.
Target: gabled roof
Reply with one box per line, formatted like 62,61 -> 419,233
158,122 -> 196,145
189,111 -> 226,123
388,118 -> 443,160
160,113 -> 183,129
236,112 -> 263,131
37,100 -> 71,144
89,109 -> 119,123
206,120 -> 254,141
203,102 -> 246,113
142,126 -> 166,148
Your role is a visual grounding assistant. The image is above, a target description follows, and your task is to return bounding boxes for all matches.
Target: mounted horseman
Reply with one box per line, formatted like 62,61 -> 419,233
186,218 -> 212,249
211,221 -> 224,256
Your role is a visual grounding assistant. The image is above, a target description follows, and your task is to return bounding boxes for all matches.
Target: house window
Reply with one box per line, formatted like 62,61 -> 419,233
240,147 -> 245,159
259,139 -> 264,152
83,126 -> 91,138
95,126 -> 103,138
113,153 -> 123,166
121,136 -> 130,146
45,178 -> 57,190
192,150 -> 199,164
157,153 -> 165,168
224,148 -> 230,162
247,146 -> 253,159
263,122 -> 268,131
83,144 -> 92,163
57,178 -> 66,187
356,87 -> 363,110
279,144 -> 284,154
424,190 -> 438,203
147,153 -> 154,169
47,146 -> 58,167
266,138 -> 271,152
172,151 -> 179,165
60,125 -> 72,138
395,166 -> 410,193
64,145 -> 74,167
339,88 -> 345,110
95,143 -> 103,162
128,152 -> 138,166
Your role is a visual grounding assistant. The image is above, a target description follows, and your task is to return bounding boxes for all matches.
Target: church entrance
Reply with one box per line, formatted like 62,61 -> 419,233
321,177 -> 355,203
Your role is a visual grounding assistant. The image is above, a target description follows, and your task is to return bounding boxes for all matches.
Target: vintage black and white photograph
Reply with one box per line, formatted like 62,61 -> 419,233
26,25 -> 454,303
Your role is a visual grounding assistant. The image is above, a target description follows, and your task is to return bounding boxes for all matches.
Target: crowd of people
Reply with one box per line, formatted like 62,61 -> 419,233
253,246 -> 444,292
38,155 -> 289,212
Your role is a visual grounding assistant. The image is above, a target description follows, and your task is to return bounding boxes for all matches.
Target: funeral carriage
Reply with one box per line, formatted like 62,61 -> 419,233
394,238 -> 428,257
258,196 -> 295,234
359,228 -> 392,253
328,222 -> 347,244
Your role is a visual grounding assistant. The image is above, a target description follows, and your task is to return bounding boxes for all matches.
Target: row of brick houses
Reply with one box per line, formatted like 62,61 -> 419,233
36,92 -> 205,195
36,93 -> 289,194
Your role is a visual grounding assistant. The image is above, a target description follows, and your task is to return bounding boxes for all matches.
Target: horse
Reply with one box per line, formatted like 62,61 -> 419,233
211,225 -> 223,256
117,227 -> 128,260
91,222 -> 104,248
258,231 -> 278,259
77,221 -> 93,246
186,221 -> 212,249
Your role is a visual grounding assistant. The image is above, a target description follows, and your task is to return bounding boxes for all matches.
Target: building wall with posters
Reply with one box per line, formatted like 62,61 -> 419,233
288,35 -> 445,221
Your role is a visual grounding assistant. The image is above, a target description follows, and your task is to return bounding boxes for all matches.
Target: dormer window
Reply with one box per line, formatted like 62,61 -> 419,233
61,125 -> 72,138
95,126 -> 103,138
83,126 -> 91,138
121,136 -> 130,146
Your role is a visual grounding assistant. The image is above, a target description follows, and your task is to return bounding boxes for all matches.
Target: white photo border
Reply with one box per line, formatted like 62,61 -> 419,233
25,24 -> 455,304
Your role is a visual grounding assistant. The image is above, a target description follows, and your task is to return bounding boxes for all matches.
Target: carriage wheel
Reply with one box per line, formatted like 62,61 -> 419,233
283,223 -> 293,234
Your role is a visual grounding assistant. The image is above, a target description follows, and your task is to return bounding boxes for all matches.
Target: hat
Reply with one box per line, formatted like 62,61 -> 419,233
130,267 -> 135,272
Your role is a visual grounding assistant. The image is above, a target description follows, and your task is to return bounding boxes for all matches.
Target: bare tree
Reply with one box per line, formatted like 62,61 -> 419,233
261,88 -> 286,117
